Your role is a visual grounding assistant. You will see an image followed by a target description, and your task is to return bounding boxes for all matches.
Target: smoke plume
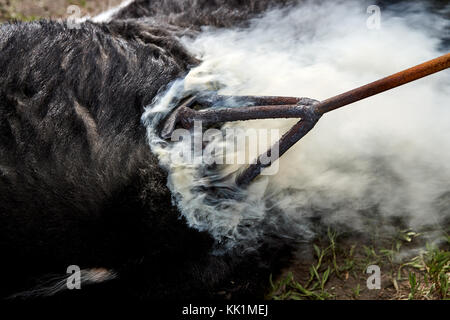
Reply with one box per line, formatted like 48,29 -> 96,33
143,0 -> 450,250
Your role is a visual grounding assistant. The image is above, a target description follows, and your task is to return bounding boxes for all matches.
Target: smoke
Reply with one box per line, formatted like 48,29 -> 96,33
142,0 -> 450,250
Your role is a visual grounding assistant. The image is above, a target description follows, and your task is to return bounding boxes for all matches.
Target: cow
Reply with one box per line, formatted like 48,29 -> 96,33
0,0 -> 296,300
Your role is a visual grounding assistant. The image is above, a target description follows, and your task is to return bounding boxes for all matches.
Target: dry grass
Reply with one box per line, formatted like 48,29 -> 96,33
268,228 -> 450,300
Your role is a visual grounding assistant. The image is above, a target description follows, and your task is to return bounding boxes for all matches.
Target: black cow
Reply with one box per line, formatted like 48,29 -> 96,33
0,0 -> 295,300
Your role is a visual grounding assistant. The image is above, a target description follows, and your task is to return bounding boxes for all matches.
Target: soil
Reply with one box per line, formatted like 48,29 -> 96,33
278,241 -> 407,300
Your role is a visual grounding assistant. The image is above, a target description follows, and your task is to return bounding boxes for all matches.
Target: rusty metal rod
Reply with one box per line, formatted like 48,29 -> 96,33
236,53 -> 450,187
185,104 -> 301,125
195,94 -> 302,107
316,52 -> 450,115
161,95 -> 304,139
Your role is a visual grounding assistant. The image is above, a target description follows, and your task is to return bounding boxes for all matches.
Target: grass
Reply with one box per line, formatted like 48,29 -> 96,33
267,228 -> 339,300
268,228 -> 450,300
69,0 -> 88,8
0,1 -> 41,22
0,8 -> 40,22
0,0 -> 100,23
352,284 -> 361,299
406,244 -> 450,299
408,271 -> 419,299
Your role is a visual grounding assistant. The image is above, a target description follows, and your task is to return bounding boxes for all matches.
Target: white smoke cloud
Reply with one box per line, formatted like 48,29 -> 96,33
143,0 -> 450,250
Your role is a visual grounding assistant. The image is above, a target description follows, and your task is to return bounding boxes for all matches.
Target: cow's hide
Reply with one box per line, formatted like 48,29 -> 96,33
0,0 -> 295,300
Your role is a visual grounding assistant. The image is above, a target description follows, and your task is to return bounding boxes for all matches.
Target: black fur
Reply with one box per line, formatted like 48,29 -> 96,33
0,0 -> 294,300
114,0 -> 292,28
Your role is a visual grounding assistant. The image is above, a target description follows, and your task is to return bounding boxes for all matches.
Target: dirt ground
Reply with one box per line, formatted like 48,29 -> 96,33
0,0 -> 123,22
269,231 -> 449,300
